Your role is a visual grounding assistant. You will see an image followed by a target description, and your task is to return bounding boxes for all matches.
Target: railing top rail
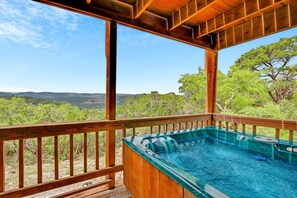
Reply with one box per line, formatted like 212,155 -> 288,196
213,113 -> 297,131
0,114 -> 212,141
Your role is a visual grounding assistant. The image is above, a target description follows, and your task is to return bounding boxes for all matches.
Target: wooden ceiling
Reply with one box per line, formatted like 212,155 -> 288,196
34,0 -> 297,50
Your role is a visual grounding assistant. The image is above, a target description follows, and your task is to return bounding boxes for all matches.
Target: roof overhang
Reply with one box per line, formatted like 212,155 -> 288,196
33,0 -> 297,50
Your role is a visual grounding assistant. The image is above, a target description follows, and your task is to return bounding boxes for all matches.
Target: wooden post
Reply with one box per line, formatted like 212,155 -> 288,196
205,49 -> 218,125
0,140 -> 4,192
105,20 -> 117,189
205,49 -> 218,113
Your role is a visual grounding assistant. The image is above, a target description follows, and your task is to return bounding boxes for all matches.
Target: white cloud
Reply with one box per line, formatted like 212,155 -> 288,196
0,0 -> 79,48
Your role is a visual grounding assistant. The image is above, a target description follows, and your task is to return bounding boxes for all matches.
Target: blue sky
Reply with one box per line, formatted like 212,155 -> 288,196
0,0 -> 296,94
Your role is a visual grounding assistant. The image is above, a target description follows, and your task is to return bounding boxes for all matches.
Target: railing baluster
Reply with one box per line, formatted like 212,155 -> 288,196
69,134 -> 74,176
0,140 -> 4,192
178,123 -> 181,130
219,121 -> 222,128
289,130 -> 294,142
165,124 -> 168,132
133,128 -> 136,136
212,120 -> 216,126
226,122 -> 229,130
54,136 -> 59,180
37,138 -> 42,184
173,123 -> 176,131
190,122 -> 193,129
275,128 -> 280,139
196,121 -> 199,128
253,125 -> 257,135
84,133 -> 87,173
123,129 -> 127,137
95,132 -> 99,170
242,124 -> 246,133
185,122 -> 188,129
158,125 -> 161,133
150,126 -> 153,134
19,139 -> 24,188
234,123 -> 238,131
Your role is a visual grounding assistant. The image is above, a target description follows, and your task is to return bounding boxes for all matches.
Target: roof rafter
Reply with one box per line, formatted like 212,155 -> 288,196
197,0 -> 290,38
169,0 -> 218,31
217,1 -> 297,49
33,0 -> 212,49
133,0 -> 154,19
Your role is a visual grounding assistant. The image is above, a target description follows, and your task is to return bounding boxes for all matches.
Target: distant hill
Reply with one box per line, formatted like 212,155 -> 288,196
0,92 -> 138,109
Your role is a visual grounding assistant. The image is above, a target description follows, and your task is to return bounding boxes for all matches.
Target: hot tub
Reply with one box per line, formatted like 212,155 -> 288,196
123,126 -> 297,198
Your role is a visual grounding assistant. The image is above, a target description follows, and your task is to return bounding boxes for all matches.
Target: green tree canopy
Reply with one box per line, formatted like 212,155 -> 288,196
231,36 -> 297,104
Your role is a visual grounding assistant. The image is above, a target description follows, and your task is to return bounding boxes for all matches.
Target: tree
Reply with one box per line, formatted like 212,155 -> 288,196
117,92 -> 186,118
216,69 -> 269,113
178,67 -> 206,113
231,36 -> 297,104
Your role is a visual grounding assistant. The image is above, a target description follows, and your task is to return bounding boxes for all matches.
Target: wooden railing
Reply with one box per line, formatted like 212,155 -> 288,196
0,113 -> 295,197
213,114 -> 297,142
0,114 -> 211,197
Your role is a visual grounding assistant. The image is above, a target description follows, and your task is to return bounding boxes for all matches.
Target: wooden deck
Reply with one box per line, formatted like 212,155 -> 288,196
55,180 -> 132,198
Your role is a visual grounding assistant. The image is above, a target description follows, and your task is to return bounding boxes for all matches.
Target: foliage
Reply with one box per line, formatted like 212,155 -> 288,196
216,69 -> 269,113
117,91 -> 186,118
231,36 -> 297,104
178,67 -> 206,113
1,36 -> 297,165
0,97 -> 104,164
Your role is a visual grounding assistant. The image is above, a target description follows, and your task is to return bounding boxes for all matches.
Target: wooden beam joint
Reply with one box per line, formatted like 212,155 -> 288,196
133,0 -> 154,19
169,0 -> 217,30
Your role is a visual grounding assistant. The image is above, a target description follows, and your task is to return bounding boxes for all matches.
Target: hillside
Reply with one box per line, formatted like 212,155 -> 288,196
0,92 -> 137,109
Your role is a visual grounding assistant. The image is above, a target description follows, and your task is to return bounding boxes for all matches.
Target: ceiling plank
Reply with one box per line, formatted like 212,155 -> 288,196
197,0 -> 289,38
133,0 -> 154,19
217,2 -> 297,49
33,0 -> 212,49
169,0 -> 218,30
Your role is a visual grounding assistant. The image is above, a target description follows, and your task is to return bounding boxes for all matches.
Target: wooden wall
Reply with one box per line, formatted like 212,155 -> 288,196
123,144 -> 196,198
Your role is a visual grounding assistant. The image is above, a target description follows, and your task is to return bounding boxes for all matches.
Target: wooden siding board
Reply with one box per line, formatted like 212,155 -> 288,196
159,171 -> 183,198
264,11 -> 275,34
252,16 -> 263,38
208,18 -> 215,31
123,145 -> 132,192
276,5 -> 289,30
234,24 -> 243,43
218,31 -> 227,49
245,0 -> 258,15
290,2 -> 297,26
226,28 -> 234,46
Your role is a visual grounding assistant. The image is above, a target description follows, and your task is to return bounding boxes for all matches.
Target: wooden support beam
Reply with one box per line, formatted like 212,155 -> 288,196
37,137 -> 42,184
105,20 -> 117,189
169,0 -> 218,30
197,0 -> 288,38
205,49 -> 218,113
18,139 -> 24,188
0,140 -> 4,192
217,2 -> 297,49
33,0 -> 211,49
133,0 -> 154,19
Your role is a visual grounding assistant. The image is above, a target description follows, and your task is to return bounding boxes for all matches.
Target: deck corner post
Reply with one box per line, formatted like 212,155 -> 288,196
105,20 -> 117,189
205,49 -> 218,125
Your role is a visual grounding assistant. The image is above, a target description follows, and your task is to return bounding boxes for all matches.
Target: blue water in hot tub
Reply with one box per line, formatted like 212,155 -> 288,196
159,137 -> 297,198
